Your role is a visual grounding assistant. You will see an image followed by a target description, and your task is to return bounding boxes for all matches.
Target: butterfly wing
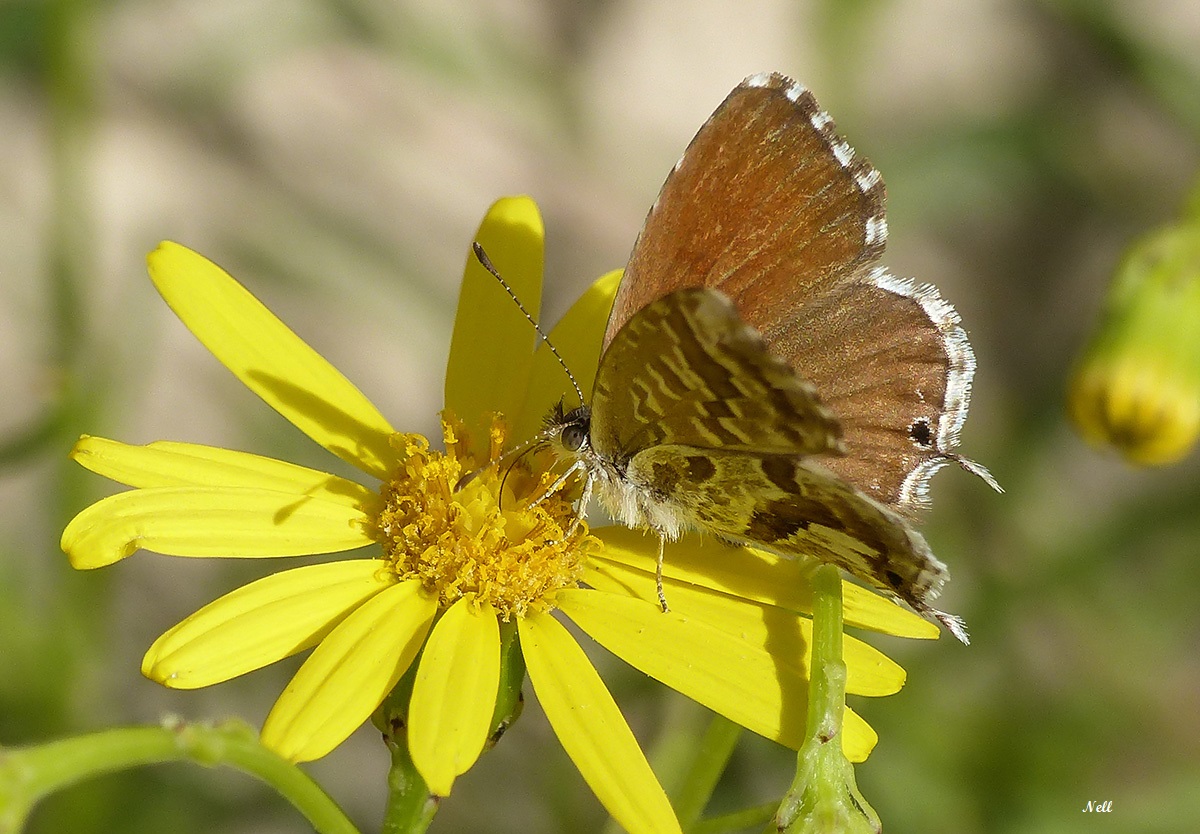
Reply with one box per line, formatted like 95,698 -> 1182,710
761,270 -> 997,513
621,442 -> 964,641
586,276 -> 970,639
588,287 -> 843,463
604,71 -> 991,512
605,72 -> 886,351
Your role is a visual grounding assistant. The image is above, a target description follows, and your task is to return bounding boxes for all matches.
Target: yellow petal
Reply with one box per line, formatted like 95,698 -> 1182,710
70,436 -> 375,508
143,560 -> 392,688
262,579 -> 437,762
407,598 -> 501,796
558,587 -> 878,762
147,242 -> 397,480
594,527 -> 939,639
518,611 -> 681,834
445,196 -> 545,441
583,561 -> 904,697
513,268 -> 622,442
62,487 -> 373,569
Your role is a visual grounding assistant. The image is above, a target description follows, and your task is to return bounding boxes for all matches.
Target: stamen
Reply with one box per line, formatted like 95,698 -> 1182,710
375,413 -> 596,619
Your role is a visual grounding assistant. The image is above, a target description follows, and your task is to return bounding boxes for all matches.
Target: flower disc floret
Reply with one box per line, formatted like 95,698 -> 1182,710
377,414 -> 592,619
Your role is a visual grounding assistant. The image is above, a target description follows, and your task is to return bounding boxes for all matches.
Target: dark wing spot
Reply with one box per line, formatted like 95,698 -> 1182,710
746,499 -> 809,543
685,455 -> 717,482
650,461 -> 681,495
759,456 -> 799,493
885,569 -> 903,589
909,418 -> 933,447
745,489 -> 893,558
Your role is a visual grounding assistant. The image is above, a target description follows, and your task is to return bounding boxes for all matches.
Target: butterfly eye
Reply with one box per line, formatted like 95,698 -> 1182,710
560,422 -> 588,452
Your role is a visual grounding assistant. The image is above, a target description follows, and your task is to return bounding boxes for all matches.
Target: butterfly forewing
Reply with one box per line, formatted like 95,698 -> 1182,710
590,288 -> 842,461
605,72 -> 886,351
760,269 -> 978,513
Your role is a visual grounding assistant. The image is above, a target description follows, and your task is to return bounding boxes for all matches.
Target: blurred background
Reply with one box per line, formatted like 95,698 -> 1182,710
3,0 -> 1199,832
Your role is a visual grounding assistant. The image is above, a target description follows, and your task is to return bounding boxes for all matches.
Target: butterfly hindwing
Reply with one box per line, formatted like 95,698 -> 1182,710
589,288 -> 843,462
622,443 -> 952,622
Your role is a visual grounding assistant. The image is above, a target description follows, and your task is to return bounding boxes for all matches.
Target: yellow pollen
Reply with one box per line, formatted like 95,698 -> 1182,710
375,412 -> 595,619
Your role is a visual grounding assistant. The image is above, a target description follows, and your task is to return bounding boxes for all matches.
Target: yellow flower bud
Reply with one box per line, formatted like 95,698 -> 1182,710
1068,222 -> 1200,465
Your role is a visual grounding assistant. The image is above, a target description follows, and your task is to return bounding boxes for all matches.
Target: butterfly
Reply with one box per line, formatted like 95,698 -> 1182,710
542,72 -> 1000,643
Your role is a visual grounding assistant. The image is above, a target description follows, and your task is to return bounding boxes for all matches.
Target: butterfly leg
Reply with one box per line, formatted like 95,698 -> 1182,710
531,459 -> 584,508
560,469 -> 595,541
535,463 -> 593,546
655,534 -> 669,613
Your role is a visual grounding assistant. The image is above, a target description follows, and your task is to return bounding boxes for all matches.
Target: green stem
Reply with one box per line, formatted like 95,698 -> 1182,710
1184,174 -> 1200,224
46,0 -> 91,369
487,619 -> 526,746
692,800 -> 777,834
806,565 -> 846,753
37,0 -> 97,471
375,659 -> 438,834
674,713 -> 743,832
375,618 -> 526,834
379,734 -> 439,834
0,721 -> 359,834
773,565 -> 880,834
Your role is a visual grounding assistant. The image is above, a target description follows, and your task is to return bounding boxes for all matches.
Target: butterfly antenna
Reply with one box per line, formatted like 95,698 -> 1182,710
454,427 -> 557,493
472,242 -> 585,406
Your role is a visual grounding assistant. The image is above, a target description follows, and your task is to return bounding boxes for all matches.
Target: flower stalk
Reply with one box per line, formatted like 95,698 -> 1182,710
775,564 -> 881,834
0,722 -> 359,834
671,713 -> 743,831
380,729 -> 439,834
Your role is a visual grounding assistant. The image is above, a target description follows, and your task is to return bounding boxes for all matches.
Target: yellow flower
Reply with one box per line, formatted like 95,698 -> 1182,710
1069,221 -> 1200,465
61,197 -> 934,834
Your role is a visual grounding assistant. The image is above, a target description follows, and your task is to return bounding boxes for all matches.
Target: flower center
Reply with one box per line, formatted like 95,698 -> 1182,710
375,412 -> 594,619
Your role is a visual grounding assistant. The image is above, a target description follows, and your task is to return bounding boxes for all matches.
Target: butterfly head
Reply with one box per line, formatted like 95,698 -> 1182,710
545,400 -> 592,455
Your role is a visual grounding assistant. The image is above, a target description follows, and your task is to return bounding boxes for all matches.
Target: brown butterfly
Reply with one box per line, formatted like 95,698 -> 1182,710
545,72 -> 999,643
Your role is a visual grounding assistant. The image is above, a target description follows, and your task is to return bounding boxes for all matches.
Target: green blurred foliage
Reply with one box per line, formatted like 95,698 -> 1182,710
1,0 -> 1198,832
